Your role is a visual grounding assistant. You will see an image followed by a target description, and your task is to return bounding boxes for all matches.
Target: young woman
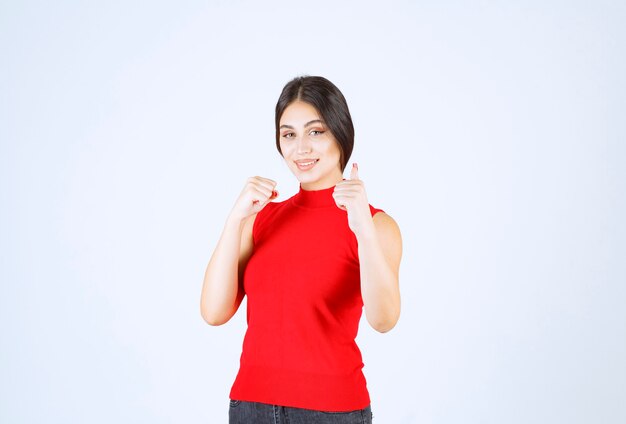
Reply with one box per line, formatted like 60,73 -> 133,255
201,75 -> 402,423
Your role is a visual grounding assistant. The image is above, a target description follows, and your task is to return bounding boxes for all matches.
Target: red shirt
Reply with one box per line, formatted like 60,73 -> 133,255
229,181 -> 385,411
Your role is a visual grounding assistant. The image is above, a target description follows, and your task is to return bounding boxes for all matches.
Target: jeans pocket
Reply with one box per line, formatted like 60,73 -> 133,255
229,399 -> 242,408
319,405 -> 372,423
321,410 -> 359,414
321,404 -> 370,414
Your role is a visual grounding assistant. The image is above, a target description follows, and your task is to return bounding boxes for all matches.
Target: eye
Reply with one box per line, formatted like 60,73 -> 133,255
310,130 -> 325,136
282,132 -> 295,138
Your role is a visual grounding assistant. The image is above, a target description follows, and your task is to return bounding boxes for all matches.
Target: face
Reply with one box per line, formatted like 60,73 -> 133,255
279,101 -> 344,190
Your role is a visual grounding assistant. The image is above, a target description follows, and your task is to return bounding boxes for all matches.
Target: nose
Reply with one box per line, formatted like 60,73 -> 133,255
296,136 -> 312,154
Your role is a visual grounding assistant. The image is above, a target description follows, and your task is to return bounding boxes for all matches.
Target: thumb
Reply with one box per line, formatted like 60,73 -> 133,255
350,162 -> 359,180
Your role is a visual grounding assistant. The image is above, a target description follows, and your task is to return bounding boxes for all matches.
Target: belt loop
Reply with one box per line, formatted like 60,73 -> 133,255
273,404 -> 279,424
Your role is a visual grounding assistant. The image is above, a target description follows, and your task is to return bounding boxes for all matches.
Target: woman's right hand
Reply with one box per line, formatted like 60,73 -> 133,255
229,176 -> 279,222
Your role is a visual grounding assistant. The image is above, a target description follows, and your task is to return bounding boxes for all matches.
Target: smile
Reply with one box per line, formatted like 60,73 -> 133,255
295,159 -> 319,170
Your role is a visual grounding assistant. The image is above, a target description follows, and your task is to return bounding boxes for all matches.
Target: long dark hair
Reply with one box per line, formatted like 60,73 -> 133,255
275,75 -> 354,173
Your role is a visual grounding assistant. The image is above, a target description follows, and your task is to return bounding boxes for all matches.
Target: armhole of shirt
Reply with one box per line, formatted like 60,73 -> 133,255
252,201 -> 275,245
369,204 -> 385,217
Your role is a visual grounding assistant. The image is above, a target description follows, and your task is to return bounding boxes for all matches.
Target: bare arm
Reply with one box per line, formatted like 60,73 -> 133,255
200,176 -> 278,326
200,213 -> 255,326
331,163 -> 402,333
357,212 -> 402,333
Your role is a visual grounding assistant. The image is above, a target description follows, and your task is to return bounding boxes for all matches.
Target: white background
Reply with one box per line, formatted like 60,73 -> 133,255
1,1 -> 624,423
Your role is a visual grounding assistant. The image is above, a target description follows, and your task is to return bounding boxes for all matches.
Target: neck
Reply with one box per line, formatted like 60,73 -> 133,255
293,179 -> 346,208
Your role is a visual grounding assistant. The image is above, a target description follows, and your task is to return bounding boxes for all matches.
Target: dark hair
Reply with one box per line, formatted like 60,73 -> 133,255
275,75 -> 354,173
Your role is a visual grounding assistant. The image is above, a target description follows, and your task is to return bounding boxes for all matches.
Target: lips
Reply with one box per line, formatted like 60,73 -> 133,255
295,159 -> 319,170
295,159 -> 319,165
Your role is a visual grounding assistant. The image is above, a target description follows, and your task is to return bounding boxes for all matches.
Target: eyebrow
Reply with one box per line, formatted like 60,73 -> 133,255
279,119 -> 325,130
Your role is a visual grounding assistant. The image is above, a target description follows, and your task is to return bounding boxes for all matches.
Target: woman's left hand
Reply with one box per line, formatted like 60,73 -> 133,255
333,163 -> 375,236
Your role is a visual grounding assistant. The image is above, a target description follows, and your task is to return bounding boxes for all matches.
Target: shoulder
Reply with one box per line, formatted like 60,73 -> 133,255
371,211 -> 402,271
366,202 -> 400,234
372,211 -> 401,235
372,211 -> 402,253
251,199 -> 290,242
256,198 -> 283,219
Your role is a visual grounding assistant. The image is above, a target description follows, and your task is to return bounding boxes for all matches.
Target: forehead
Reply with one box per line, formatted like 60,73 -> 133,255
280,101 -> 321,125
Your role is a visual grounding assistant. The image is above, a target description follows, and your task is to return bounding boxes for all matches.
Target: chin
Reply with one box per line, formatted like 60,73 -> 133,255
290,167 -> 314,180
295,174 -> 315,184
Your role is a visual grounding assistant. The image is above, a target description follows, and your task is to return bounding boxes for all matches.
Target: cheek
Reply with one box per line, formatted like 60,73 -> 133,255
280,142 -> 297,160
326,140 -> 342,158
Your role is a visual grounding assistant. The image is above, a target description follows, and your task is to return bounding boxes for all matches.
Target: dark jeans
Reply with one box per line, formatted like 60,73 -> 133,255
228,399 -> 373,424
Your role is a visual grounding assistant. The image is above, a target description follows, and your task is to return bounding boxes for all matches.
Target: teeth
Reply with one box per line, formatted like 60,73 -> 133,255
298,160 -> 317,166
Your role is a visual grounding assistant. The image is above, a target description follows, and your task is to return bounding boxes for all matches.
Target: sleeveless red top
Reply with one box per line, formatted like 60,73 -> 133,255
229,181 -> 385,411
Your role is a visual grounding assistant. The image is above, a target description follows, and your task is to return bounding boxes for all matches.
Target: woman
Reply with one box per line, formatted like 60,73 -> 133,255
200,75 -> 402,423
